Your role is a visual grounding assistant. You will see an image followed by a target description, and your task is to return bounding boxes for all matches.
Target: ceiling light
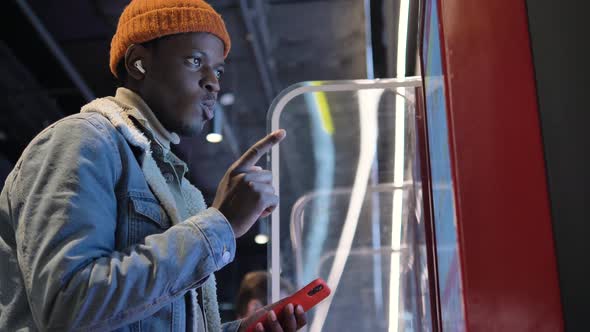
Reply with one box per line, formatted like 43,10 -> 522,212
206,133 -> 223,143
206,105 -> 223,143
219,93 -> 235,106
254,234 -> 269,245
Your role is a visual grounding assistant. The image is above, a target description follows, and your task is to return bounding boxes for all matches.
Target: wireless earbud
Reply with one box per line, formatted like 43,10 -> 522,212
134,60 -> 146,74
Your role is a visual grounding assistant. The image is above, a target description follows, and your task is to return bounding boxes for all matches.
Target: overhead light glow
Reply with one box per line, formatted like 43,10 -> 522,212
254,234 -> 269,245
206,133 -> 223,143
219,93 -> 235,106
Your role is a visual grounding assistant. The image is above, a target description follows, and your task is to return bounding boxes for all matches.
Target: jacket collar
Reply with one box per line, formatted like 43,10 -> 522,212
113,87 -> 180,152
80,97 -> 208,225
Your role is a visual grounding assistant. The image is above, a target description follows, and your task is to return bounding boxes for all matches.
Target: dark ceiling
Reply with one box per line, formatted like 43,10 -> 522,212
0,0 -> 417,319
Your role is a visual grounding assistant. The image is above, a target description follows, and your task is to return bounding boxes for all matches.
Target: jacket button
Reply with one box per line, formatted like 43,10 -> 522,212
163,173 -> 174,183
222,249 -> 231,264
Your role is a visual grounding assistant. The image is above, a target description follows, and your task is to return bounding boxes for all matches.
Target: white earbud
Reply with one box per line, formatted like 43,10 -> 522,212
134,60 -> 146,74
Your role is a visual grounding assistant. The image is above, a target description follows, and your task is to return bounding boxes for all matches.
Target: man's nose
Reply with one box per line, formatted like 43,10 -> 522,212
200,68 -> 220,93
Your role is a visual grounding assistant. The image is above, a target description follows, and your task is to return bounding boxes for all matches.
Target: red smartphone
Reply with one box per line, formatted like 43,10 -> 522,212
245,278 -> 331,332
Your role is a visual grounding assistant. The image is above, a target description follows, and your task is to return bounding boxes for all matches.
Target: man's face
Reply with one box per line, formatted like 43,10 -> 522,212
141,32 -> 225,136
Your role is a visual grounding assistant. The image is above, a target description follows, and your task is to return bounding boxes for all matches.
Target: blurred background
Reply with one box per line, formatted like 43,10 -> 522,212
0,0 -> 419,320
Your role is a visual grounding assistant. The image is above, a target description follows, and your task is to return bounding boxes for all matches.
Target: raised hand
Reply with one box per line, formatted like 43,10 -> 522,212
212,129 -> 285,238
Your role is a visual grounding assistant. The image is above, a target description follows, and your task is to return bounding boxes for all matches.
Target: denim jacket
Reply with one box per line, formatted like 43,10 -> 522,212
0,98 -> 243,332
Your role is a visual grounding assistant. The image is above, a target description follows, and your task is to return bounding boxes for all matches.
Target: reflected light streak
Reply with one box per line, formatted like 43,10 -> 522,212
300,83 -> 336,284
310,82 -> 335,135
389,0 -> 410,331
309,88 -> 383,332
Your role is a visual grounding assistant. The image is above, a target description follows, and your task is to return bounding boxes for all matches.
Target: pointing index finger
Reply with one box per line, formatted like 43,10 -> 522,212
234,129 -> 286,169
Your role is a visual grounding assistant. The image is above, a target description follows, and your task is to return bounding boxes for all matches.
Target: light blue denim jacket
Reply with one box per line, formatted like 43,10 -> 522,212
0,110 -> 242,331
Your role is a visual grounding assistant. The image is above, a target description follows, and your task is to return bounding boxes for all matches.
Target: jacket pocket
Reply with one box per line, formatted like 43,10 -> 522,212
127,191 -> 171,244
129,195 -> 170,228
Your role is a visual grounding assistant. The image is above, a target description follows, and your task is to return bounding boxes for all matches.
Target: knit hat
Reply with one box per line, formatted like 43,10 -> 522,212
110,0 -> 231,78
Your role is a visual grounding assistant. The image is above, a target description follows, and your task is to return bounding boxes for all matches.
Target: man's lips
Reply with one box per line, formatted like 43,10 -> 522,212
200,99 -> 215,120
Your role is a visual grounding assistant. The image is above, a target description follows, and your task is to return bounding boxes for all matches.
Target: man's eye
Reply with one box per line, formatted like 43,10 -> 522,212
188,57 -> 202,67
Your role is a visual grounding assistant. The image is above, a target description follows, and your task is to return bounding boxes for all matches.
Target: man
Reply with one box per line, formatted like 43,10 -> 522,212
0,0 -> 306,331
235,272 -> 294,320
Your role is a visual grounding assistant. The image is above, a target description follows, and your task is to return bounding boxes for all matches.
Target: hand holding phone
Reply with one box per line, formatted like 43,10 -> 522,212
245,278 -> 331,332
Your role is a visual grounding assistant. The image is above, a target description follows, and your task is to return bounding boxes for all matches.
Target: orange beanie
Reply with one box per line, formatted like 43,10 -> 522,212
110,0 -> 231,78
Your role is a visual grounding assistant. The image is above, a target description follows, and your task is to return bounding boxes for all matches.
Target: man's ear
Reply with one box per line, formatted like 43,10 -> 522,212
124,43 -> 150,80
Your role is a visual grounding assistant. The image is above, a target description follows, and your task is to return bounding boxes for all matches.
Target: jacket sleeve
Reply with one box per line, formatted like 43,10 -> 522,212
9,116 -> 236,331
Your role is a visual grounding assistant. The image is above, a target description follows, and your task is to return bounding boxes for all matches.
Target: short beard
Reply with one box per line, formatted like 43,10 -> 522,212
175,121 -> 203,137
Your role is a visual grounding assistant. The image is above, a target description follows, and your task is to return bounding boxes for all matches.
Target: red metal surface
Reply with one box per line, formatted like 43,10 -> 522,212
434,0 -> 564,330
